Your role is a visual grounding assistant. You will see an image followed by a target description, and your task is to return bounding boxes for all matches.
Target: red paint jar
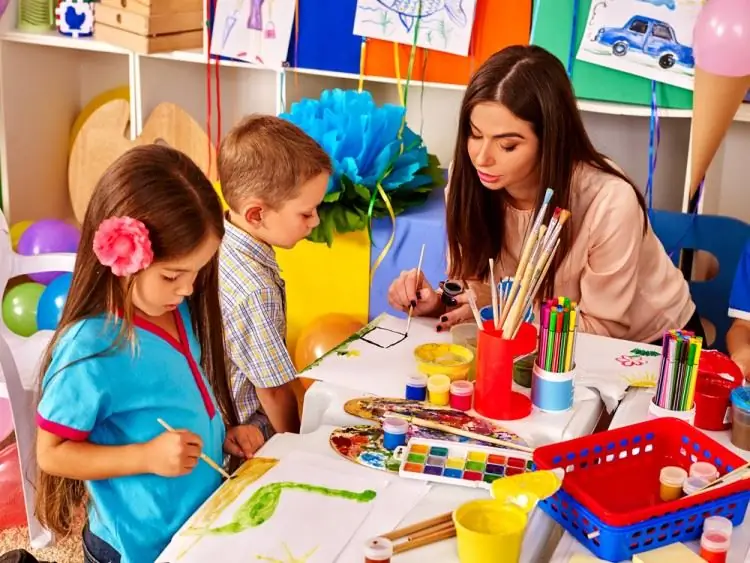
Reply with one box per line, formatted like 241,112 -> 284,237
699,516 -> 732,563
449,380 -> 474,411
694,350 -> 742,431
474,321 -> 536,420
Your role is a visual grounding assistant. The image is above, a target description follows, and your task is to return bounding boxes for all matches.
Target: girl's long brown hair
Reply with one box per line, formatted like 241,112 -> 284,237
35,144 -> 238,535
447,45 -> 647,297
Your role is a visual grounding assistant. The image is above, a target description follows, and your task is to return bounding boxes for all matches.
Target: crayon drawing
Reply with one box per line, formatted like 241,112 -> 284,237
577,0 -> 703,90
155,457 -> 382,563
210,0 -> 296,66
353,0 -> 478,56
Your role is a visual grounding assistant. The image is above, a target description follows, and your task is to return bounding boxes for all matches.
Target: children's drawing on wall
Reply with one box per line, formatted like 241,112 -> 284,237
156,457 -> 383,563
577,0 -> 704,90
353,0 -> 478,56
210,0 -> 295,66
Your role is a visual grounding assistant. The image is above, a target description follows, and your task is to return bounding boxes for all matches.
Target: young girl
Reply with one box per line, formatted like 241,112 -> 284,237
34,145 -> 265,563
388,45 -> 703,345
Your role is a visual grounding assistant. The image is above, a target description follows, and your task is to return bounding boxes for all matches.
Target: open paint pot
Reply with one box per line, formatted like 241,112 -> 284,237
453,500 -> 527,563
414,343 -> 474,382
382,416 -> 409,451
694,351 -> 742,431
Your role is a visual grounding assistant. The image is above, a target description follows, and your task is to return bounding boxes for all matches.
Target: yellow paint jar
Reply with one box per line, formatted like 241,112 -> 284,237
659,466 -> 687,502
453,500 -> 527,563
427,374 -> 451,406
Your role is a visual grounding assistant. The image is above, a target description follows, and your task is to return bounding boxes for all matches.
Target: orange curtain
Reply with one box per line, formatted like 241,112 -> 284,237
363,0 -> 532,85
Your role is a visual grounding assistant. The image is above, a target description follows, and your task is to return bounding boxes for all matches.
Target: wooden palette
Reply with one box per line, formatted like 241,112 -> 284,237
68,100 -> 217,223
343,397 -> 528,448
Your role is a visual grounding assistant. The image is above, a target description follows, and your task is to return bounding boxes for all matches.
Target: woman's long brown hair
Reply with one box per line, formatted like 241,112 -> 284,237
35,144 -> 238,536
447,45 -> 647,297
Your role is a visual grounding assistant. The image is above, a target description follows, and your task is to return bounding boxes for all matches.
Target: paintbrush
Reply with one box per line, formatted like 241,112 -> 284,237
489,258 -> 499,329
406,243 -> 426,334
388,413 -> 534,453
383,512 -> 456,554
466,289 -> 483,330
157,418 -> 234,480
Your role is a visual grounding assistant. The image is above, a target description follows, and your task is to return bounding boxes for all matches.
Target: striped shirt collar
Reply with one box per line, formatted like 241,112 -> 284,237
223,218 -> 279,273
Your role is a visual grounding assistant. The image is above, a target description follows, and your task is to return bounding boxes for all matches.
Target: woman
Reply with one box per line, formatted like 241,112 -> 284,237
388,45 -> 702,344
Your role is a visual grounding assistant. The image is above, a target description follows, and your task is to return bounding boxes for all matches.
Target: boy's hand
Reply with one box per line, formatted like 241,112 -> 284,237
732,349 -> 750,382
224,425 -> 265,458
144,430 -> 202,477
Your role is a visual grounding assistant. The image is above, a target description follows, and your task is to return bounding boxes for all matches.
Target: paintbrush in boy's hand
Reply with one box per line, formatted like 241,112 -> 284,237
157,418 -> 234,480
406,244 -> 426,334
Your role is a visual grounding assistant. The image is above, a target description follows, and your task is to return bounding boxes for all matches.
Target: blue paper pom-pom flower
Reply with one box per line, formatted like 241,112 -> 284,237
280,89 -> 441,245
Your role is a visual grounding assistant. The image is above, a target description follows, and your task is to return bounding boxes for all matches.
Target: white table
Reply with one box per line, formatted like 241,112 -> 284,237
244,425 -> 563,563
550,388 -> 750,562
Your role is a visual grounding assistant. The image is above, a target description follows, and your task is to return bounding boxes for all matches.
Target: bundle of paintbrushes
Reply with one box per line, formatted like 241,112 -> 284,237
494,189 -> 569,339
537,298 -> 578,373
654,330 -> 703,411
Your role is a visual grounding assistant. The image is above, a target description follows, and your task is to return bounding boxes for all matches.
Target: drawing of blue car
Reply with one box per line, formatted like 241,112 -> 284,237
594,15 -> 694,70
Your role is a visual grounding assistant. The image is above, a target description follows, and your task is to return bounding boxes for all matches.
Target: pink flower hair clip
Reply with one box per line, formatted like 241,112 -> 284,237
93,216 -> 154,277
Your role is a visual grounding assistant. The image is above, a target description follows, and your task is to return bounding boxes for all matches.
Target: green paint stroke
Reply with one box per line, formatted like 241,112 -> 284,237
190,482 -> 377,535
630,348 -> 661,357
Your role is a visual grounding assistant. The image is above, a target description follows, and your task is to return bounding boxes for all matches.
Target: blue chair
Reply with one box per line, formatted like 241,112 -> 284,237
649,210 -> 750,353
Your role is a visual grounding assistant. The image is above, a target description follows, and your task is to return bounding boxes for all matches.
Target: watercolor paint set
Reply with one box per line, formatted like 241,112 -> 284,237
394,438 -> 535,489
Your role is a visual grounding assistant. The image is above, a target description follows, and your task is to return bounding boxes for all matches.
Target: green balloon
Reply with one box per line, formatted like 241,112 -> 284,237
3,282 -> 45,337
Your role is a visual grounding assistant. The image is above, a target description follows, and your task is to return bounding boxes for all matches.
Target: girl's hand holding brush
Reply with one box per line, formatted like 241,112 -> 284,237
145,428 -> 204,477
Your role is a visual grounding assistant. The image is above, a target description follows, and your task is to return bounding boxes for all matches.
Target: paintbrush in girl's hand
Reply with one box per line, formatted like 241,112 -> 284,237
157,418 -> 234,480
406,243 -> 426,334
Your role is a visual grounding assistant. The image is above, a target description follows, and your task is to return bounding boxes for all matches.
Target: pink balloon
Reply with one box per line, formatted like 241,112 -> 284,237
0,398 -> 12,442
694,0 -> 750,76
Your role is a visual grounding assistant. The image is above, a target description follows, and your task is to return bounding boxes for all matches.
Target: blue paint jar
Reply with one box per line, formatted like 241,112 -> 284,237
382,416 -> 409,451
405,373 -> 428,401
531,364 -> 575,413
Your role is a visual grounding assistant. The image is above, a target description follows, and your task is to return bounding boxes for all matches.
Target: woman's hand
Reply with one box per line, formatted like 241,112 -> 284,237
435,282 -> 491,332
387,269 -> 442,317
144,429 -> 203,477
224,425 -> 265,459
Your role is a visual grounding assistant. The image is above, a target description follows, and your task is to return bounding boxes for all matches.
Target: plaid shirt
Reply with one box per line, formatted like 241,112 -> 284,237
219,220 -> 297,433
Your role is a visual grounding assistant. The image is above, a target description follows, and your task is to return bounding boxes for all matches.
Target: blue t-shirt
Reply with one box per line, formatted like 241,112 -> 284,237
36,303 -> 226,563
729,240 -> 750,321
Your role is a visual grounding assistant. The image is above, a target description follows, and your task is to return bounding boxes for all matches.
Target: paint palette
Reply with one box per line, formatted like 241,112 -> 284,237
394,438 -> 535,489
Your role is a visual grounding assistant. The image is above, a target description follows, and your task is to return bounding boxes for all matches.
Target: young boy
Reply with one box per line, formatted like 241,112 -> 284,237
217,114 -> 331,437
728,239 -> 750,380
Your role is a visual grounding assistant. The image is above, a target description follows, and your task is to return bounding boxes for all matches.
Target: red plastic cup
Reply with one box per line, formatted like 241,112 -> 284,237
474,321 -> 536,420
694,350 -> 743,431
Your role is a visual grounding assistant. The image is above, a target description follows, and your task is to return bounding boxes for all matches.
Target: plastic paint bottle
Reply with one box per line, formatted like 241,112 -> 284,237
364,536 -> 393,563
699,515 -> 733,563
449,380 -> 474,411
690,461 -> 719,483
427,374 -> 451,406
405,373 -> 428,401
659,466 -> 687,502
682,476 -> 709,496
382,416 -> 409,451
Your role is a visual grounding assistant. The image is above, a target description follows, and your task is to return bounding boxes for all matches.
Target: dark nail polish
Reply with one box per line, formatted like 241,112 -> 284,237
436,325 -> 443,332
441,315 -> 448,322
410,300 -> 417,308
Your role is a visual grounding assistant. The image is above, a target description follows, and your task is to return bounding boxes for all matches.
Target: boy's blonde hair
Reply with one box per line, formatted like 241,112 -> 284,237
218,114 -> 332,211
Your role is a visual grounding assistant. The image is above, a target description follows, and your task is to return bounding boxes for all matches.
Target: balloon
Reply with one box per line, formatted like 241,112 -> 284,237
17,219 -> 80,285
2,282 -> 44,337
36,272 -> 73,331
694,0 -> 750,77
294,313 -> 364,370
0,398 -> 12,443
0,443 -> 27,530
9,220 -> 32,251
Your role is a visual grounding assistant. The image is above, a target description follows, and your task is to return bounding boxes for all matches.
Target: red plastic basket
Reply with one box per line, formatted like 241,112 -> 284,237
534,418 -> 750,527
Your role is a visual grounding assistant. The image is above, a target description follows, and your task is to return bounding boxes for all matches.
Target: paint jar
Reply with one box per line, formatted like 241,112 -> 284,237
453,499 -> 527,563
659,466 -> 688,502
450,380 -> 474,411
405,373 -> 428,401
382,416 -> 409,451
683,476 -> 709,496
427,374 -> 451,406
647,397 -> 695,425
699,515 -> 733,563
695,349 -> 742,431
690,461 -> 719,483
531,364 -> 575,413
474,321 -> 536,421
363,536 -> 393,562
451,323 -> 478,381
730,387 -> 750,451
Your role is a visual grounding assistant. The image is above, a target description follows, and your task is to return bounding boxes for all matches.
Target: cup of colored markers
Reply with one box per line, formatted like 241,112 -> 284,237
382,416 -> 409,451
405,373 -> 428,401
651,329 -> 703,424
531,298 -> 578,413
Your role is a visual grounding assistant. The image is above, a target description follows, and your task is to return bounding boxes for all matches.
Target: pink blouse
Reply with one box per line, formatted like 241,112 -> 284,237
452,163 -> 695,343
